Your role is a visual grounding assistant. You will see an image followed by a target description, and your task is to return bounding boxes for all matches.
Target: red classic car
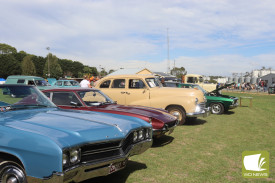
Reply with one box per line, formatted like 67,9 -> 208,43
43,88 -> 178,138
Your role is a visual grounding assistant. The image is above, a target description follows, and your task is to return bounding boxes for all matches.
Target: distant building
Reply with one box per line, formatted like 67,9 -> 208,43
260,74 -> 275,88
107,68 -> 177,80
107,68 -> 153,76
251,69 -> 275,77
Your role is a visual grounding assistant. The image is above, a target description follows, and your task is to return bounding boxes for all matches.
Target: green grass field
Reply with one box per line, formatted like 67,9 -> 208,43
84,92 -> 275,183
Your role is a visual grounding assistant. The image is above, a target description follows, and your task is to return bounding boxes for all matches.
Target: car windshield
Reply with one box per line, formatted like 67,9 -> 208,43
35,80 -> 51,86
70,81 -> 80,86
0,85 -> 56,111
77,90 -> 115,106
193,85 -> 208,95
145,78 -> 161,88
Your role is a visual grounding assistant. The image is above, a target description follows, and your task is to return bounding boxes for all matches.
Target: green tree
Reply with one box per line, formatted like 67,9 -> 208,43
32,56 -> 46,77
43,53 -> 63,78
109,69 -> 115,74
72,61 -> 84,78
12,51 -> 27,63
0,43 -> 17,54
21,55 -> 36,75
171,67 -> 187,79
99,68 -> 108,77
0,54 -> 21,78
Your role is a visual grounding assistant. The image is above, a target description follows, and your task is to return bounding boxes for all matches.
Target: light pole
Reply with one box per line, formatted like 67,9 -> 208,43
46,47 -> 50,77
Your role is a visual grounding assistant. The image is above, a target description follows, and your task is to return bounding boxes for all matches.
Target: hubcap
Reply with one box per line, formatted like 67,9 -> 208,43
1,164 -> 26,183
170,110 -> 182,121
212,104 -> 221,114
7,176 -> 18,183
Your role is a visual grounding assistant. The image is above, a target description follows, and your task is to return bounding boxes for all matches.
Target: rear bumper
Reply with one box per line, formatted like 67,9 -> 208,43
27,139 -> 152,183
186,107 -> 211,118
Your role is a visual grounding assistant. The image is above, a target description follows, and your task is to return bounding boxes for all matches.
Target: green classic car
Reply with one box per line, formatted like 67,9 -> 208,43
164,82 -> 238,114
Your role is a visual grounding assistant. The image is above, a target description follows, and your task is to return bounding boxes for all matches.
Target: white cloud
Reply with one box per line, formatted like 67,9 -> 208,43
1,0 -> 275,76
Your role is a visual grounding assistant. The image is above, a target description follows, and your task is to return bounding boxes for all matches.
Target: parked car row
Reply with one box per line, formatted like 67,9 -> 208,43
0,84 -> 153,183
0,74 -> 238,183
164,82 -> 239,114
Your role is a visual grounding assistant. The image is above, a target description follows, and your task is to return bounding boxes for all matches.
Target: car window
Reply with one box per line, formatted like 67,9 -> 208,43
100,80 -> 111,88
35,80 -> 51,86
64,81 -> 71,86
180,85 -> 190,88
145,78 -> 160,88
70,81 -> 80,86
43,92 -> 51,98
0,86 -> 56,110
78,90 -> 114,106
52,92 -> 82,106
28,80 -> 35,85
129,79 -> 145,89
111,79 -> 125,88
17,79 -> 25,84
55,81 -> 62,86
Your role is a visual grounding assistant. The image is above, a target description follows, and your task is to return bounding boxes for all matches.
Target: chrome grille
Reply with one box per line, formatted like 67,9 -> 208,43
80,130 -> 146,163
199,102 -> 206,109
81,141 -> 122,163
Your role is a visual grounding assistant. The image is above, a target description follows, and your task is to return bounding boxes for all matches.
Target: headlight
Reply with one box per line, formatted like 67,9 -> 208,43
195,105 -> 201,112
138,129 -> 144,140
70,149 -> 80,164
145,128 -> 151,139
195,98 -> 199,104
133,131 -> 138,142
62,153 -> 69,166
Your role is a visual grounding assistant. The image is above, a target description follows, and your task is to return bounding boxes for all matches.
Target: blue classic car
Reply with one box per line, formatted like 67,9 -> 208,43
47,78 -> 80,88
0,85 -> 152,183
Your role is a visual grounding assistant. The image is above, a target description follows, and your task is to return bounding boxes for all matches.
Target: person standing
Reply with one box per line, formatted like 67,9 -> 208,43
80,76 -> 91,88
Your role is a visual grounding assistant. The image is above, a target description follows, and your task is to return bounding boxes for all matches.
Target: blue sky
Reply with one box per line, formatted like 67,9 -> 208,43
1,0 -> 275,76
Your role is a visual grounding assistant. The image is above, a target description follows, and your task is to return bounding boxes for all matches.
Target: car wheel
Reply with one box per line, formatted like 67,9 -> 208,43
167,106 -> 186,125
0,160 -> 27,183
210,103 -> 224,114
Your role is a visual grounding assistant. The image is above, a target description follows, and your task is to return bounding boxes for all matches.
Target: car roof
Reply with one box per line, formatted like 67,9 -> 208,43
7,75 -> 45,80
42,87 -> 99,92
101,74 -> 156,80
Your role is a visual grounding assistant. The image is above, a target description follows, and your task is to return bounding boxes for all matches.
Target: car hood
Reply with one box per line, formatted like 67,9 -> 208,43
94,104 -> 177,123
0,108 -> 148,148
209,83 -> 234,94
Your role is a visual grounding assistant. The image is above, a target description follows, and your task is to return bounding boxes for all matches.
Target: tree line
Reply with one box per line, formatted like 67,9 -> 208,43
0,43 -> 111,79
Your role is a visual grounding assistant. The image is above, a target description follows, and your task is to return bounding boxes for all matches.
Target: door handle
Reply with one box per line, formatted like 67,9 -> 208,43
126,92 -> 130,95
121,92 -> 125,94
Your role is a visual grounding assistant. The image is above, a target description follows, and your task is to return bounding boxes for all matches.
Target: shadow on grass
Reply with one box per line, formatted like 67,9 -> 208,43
184,118 -> 207,126
152,135 -> 174,148
80,160 -> 147,183
223,111 -> 235,115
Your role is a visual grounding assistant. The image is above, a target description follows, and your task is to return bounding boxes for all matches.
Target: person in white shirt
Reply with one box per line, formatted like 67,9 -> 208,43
80,76 -> 91,88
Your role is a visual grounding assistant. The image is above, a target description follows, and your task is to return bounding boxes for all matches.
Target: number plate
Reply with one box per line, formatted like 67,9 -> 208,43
109,159 -> 127,174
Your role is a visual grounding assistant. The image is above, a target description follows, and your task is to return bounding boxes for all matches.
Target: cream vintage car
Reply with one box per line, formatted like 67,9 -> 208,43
95,74 -> 210,125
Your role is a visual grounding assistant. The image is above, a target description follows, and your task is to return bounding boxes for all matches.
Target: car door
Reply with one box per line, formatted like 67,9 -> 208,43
124,78 -> 150,106
99,79 -> 126,105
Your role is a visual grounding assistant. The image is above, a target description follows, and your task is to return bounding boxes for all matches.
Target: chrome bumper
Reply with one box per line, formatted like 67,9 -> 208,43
186,107 -> 211,118
229,103 -> 238,109
27,139 -> 152,183
153,120 -> 179,137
